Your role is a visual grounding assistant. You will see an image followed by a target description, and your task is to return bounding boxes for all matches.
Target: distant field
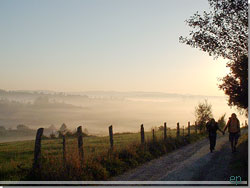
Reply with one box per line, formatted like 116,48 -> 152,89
0,128 -> 198,181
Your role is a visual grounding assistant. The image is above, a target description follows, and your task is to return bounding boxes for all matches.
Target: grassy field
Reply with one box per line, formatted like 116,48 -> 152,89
0,128 -> 203,181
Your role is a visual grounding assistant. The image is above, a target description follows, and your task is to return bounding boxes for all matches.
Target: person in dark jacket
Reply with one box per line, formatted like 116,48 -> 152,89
206,118 -> 224,153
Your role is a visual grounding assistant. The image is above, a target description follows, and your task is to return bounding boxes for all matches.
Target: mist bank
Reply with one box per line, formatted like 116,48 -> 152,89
0,89 -> 223,101
0,89 -> 247,142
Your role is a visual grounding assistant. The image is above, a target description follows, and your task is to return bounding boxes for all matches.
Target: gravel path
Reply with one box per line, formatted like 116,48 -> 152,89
112,133 -> 235,181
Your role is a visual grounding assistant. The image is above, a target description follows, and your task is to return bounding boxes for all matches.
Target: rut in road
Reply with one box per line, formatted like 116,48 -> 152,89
112,133 -> 234,181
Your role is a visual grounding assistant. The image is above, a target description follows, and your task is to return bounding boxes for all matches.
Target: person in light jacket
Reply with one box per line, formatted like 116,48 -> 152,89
224,113 -> 241,153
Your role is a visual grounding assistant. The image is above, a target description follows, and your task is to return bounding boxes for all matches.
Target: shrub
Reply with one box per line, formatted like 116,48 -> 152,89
118,147 -> 139,168
195,100 -> 213,132
100,156 -> 126,177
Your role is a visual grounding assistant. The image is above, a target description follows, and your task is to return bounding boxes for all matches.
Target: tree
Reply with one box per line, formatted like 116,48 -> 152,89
83,128 -> 89,135
158,125 -> 164,131
50,132 -> 56,139
195,100 -> 213,132
65,130 -> 73,137
16,124 -> 30,130
58,123 -> 67,137
217,114 -> 226,129
0,126 -> 6,131
219,55 -> 248,115
59,123 -> 67,132
48,124 -> 57,131
179,0 -> 248,113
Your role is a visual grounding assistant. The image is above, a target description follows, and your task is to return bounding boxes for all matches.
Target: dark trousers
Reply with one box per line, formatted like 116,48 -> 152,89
209,134 -> 217,150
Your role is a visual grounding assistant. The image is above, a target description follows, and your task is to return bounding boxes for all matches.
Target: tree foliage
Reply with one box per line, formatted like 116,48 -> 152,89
58,123 -> 67,137
217,113 -> 226,129
16,124 -> 30,130
0,126 -> 6,131
179,0 -> 248,60
50,132 -> 56,139
158,126 -> 164,131
83,128 -> 89,135
219,55 -> 248,114
195,100 -> 213,131
180,0 -> 248,113
59,123 -> 67,132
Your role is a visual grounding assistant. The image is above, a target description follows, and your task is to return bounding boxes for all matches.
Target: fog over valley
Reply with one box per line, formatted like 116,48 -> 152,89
0,89 -> 247,142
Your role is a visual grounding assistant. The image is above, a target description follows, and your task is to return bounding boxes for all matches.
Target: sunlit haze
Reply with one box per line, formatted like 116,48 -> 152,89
0,0 -> 245,139
0,0 -> 229,96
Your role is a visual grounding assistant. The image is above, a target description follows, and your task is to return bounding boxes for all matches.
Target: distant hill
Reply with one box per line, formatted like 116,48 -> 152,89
0,89 -> 224,100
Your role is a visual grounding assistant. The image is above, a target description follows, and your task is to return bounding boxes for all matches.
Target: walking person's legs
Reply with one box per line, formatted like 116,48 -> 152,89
233,137 -> 236,152
213,135 -> 217,150
231,141 -> 235,152
209,135 -> 216,152
230,133 -> 238,153
209,136 -> 213,153
233,136 -> 238,152
229,133 -> 234,153
234,133 -> 240,152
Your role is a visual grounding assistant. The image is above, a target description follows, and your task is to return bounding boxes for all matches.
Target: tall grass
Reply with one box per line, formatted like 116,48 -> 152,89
229,131 -> 248,181
0,129 -> 205,181
27,131 -> 206,180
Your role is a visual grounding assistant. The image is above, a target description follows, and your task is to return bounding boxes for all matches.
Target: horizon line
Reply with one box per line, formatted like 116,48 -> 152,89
0,88 -> 226,98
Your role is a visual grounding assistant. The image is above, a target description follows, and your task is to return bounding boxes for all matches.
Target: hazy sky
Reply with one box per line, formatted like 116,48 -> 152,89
0,0 -> 229,96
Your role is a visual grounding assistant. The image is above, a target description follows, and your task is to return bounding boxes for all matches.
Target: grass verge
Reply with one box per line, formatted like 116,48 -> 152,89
229,131 -> 248,181
24,132 -> 207,181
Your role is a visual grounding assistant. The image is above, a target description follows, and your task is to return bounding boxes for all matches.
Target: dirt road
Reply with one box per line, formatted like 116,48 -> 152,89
113,133 -> 238,181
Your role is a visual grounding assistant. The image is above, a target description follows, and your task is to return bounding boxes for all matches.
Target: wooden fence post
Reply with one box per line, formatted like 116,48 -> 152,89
152,129 -> 155,142
62,135 -> 66,166
33,128 -> 44,171
195,121 -> 197,134
77,126 -> 84,165
141,124 -> 145,144
177,122 -> 180,137
109,125 -> 113,149
164,122 -> 167,141
188,121 -> 190,136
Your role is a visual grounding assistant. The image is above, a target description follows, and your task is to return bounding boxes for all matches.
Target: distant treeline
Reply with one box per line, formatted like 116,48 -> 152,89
0,89 -> 89,100
0,123 -> 90,142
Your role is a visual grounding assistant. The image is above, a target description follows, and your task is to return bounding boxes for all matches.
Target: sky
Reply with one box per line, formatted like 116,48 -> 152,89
0,0 -> 230,96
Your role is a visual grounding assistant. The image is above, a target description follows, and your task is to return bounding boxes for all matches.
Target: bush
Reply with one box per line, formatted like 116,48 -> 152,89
50,132 -> 56,139
195,100 -> 213,132
135,146 -> 152,163
100,156 -> 126,177
82,161 -> 109,180
218,114 -> 226,129
118,147 -> 139,168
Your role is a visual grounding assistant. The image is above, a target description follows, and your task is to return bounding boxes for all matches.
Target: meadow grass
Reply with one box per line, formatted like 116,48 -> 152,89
0,128 -> 202,181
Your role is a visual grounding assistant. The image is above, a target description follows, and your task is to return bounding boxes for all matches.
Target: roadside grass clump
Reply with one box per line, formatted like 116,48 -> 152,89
117,146 -> 140,168
99,154 -> 127,177
147,140 -> 166,158
26,149 -> 109,181
229,132 -> 248,181
135,146 -> 152,163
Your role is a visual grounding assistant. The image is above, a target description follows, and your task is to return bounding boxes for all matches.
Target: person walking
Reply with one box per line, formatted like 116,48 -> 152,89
224,113 -> 241,153
206,118 -> 224,153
